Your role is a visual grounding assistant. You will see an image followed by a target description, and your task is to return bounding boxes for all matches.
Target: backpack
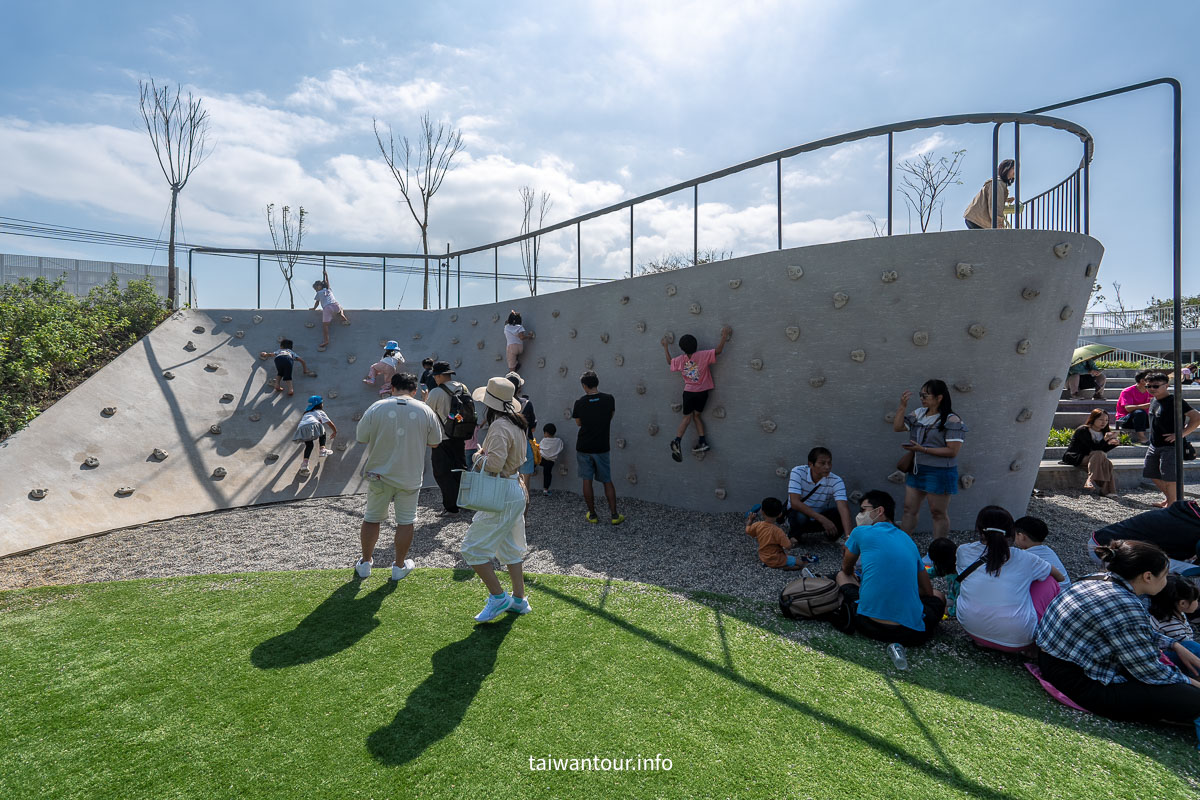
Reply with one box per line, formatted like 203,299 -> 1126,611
779,575 -> 843,620
438,383 -> 478,439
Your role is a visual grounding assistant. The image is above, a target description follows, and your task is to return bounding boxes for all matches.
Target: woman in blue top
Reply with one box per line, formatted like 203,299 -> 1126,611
893,379 -> 966,539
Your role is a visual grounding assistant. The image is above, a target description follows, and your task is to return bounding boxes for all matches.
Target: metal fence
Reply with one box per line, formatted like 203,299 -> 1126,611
1,253 -> 171,300
1080,305 -> 1200,335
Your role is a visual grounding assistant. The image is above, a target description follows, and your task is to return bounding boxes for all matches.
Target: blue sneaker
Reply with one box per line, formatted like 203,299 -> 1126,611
508,597 -> 532,615
474,593 -> 513,622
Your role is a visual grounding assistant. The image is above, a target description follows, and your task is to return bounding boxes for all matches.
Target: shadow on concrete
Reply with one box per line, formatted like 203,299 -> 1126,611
366,615 -> 515,766
250,578 -> 397,669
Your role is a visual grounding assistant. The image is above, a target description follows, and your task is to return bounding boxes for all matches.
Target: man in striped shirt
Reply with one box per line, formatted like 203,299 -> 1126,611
786,447 -> 854,542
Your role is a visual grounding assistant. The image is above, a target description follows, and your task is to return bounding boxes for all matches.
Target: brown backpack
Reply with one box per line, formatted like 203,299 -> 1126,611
779,575 -> 843,619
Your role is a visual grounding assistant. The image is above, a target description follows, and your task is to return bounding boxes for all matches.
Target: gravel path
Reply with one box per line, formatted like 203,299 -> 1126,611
0,487 -> 1178,600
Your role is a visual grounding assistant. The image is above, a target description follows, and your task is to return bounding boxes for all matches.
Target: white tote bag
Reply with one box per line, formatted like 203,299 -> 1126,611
455,460 -> 511,513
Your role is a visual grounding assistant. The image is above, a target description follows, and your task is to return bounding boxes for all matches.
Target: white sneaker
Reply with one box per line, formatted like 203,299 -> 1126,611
474,593 -> 513,622
508,596 -> 532,615
391,559 -> 415,581
320,448 -> 334,458
355,559 -> 372,578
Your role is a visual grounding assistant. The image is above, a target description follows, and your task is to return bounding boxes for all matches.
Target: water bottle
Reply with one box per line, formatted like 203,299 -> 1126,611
887,643 -> 909,671
800,567 -> 815,578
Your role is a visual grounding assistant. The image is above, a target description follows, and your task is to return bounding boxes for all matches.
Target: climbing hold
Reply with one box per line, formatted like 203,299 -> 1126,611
453,359 -> 462,368
209,424 -> 222,435
559,465 -> 569,475
221,316 -> 233,323
184,341 -> 197,351
712,407 -> 726,419
912,331 -> 929,347
551,310 -> 559,318
955,263 -> 975,279
278,335 -> 285,344
450,313 -> 458,323
584,358 -> 594,370
884,412 -> 896,424
850,349 -> 866,363
968,324 -> 986,340
492,313 -> 501,323
714,488 -> 727,500
305,322 -> 315,328
775,467 -> 788,478
1016,339 -> 1032,355
665,284 -> 677,296
471,319 -> 478,326
663,331 -> 675,344
809,376 -> 826,388
670,402 -> 683,413
205,363 -> 219,371
83,457 -> 99,468
614,354 -> 624,367
1060,306 -> 1074,321
559,366 -> 568,377
689,303 -> 702,315
115,486 -> 135,497
495,354 -> 503,361
193,326 -> 205,334
1010,460 -> 1022,472
477,340 -> 486,349
647,423 -> 659,436
265,453 -> 279,463
1053,243 -> 1070,259
303,369 -> 317,378
750,358 -> 763,371
785,326 -> 801,342
616,438 -> 626,449
535,357 -> 545,368
352,411 -> 363,422
787,265 -> 804,280
1049,377 -> 1063,390
849,490 -> 864,504
212,467 -> 227,479
761,420 -> 777,433
635,321 -> 647,334
102,406 -> 117,417
959,474 -> 975,490
329,391 -> 338,399
259,352 -> 271,361
627,472 -> 638,485
335,442 -> 347,452
152,448 -> 169,461
881,270 -> 898,283
1085,263 -> 1098,278
832,292 -> 849,309
563,408 -> 572,419
163,371 -> 175,380
1021,288 -> 1040,300
600,332 -> 609,343
450,337 -> 459,345
412,332 -> 421,340
347,355 -> 357,364
221,393 -> 235,403
235,330 -> 245,339
1016,408 -> 1033,423
887,471 -> 906,484
253,315 -> 263,324
568,329 -> 577,339
249,412 -> 261,422
728,279 -> 741,289
620,295 -> 630,305
635,384 -> 646,395
953,381 -> 972,393
693,450 -> 707,461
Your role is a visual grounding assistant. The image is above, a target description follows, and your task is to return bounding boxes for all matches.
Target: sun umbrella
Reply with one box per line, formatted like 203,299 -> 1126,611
1071,343 -> 1115,367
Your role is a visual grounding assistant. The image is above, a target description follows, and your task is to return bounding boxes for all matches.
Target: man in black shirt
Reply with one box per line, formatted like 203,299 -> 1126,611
1141,372 -> 1200,506
1092,500 -> 1200,575
571,370 -> 623,525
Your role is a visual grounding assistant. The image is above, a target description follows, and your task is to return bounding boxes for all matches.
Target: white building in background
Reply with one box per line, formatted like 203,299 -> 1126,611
1,253 -> 172,300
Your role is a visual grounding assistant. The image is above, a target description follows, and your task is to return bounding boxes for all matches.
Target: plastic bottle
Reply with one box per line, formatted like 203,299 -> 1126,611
800,567 -> 815,578
887,642 -> 909,671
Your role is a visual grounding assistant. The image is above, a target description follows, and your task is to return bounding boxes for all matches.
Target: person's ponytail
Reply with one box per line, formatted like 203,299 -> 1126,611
1095,539 -> 1168,581
976,505 -> 1013,576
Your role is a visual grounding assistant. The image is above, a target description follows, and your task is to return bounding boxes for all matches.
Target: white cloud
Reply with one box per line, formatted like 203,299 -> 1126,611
286,67 -> 446,118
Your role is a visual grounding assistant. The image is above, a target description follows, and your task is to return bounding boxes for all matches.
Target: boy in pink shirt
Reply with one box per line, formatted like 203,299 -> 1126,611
663,325 -> 732,461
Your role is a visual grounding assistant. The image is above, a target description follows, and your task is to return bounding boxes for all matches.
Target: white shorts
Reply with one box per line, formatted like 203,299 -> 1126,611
321,302 -> 342,323
363,481 -> 419,525
460,478 -> 528,566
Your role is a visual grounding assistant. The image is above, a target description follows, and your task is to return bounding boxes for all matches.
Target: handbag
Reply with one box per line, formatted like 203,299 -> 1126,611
897,450 -> 915,474
1060,451 -> 1084,466
454,459 -> 512,513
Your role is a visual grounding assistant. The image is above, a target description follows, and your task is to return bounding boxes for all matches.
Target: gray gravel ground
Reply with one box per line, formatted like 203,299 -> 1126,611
0,486 -> 1181,599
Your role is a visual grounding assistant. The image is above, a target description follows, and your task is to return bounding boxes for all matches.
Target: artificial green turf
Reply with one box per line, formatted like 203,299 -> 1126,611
1,570 -> 1197,800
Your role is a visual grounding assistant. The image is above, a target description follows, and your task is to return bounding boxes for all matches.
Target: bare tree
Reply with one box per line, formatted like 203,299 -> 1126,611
373,113 -> 465,309
897,149 -> 966,233
866,214 -> 887,237
138,78 -> 211,307
638,249 -> 731,275
266,204 -> 307,309
518,186 -> 554,296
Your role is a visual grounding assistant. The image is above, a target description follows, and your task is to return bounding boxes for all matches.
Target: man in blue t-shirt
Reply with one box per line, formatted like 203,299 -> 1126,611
834,490 -> 946,646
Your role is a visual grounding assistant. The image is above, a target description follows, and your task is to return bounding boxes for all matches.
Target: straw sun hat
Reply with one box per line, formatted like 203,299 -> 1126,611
472,377 -> 520,413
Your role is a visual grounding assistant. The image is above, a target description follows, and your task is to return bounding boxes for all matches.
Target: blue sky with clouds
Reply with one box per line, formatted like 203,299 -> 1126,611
0,0 -> 1196,309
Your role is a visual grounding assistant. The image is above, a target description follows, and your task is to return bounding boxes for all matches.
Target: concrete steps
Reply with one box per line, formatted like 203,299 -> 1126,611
1035,457 -> 1200,492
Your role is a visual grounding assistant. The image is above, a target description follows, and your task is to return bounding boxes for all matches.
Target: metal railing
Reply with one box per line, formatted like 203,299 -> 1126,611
189,111 -> 1093,310
1080,305 -> 1200,335
1012,169 -> 1083,233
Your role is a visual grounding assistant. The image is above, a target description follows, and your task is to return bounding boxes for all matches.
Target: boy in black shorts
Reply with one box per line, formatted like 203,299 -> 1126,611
260,339 -> 307,396
663,325 -> 731,461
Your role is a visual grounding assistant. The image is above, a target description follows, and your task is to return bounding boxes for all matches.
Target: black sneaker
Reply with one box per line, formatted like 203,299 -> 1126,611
670,439 -> 682,462
692,441 -> 710,453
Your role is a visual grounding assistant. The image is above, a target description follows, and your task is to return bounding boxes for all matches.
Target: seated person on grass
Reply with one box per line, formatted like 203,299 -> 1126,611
835,490 -> 946,646
745,497 -> 812,570
786,447 -> 854,542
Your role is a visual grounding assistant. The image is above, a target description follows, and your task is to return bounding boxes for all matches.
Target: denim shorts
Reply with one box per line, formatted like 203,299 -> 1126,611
905,464 -> 959,495
576,451 -> 612,483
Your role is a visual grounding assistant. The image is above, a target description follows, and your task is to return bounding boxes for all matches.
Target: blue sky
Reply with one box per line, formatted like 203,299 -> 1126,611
0,0 -> 1196,310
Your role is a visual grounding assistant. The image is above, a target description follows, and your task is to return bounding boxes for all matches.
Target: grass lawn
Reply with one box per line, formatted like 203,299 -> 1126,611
1,569 -> 1197,800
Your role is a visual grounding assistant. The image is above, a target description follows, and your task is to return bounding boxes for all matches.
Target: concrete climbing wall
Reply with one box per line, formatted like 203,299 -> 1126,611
0,229 -> 1102,557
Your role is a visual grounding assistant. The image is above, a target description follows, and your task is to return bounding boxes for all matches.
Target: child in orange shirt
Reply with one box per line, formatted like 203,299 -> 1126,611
745,497 -> 815,570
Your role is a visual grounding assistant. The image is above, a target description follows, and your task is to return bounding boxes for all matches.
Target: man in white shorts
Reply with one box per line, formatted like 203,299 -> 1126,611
354,372 -> 443,580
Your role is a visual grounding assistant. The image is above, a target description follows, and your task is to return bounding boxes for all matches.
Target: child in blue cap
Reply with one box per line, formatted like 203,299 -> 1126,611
293,395 -> 338,472
363,341 -> 405,396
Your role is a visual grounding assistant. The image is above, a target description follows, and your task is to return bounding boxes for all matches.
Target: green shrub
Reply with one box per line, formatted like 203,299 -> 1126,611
1046,427 -> 1133,447
0,276 -> 168,440
1095,359 -> 1172,370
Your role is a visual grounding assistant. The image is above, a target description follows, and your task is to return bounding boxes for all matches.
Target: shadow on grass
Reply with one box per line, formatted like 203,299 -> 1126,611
367,615 -> 516,766
250,578 -> 397,669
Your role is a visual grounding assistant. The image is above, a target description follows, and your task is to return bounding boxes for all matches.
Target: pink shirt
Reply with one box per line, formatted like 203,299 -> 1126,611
670,349 -> 717,392
1116,385 -> 1151,419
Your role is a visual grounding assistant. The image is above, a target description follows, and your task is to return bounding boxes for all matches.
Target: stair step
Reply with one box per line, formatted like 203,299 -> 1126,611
1036,457 -> 1200,491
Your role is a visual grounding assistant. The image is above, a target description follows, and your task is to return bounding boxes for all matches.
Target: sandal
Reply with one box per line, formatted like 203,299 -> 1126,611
317,343 -> 328,352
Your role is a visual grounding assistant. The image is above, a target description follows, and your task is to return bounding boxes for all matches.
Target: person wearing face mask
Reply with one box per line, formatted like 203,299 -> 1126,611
963,158 -> 1015,229
832,490 -> 947,646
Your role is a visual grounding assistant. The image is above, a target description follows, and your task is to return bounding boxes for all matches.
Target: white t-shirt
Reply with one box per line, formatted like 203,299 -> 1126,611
355,396 -> 443,490
539,436 -> 564,461
314,287 -> 337,308
1025,544 -> 1070,589
299,409 -> 331,429
955,542 -> 1052,647
504,323 -> 526,346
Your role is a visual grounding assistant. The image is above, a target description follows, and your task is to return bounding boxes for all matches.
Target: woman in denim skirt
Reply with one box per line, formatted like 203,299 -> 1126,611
892,379 -> 967,539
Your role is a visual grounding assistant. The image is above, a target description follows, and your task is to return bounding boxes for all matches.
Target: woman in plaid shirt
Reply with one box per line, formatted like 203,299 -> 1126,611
1036,540 -> 1200,745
